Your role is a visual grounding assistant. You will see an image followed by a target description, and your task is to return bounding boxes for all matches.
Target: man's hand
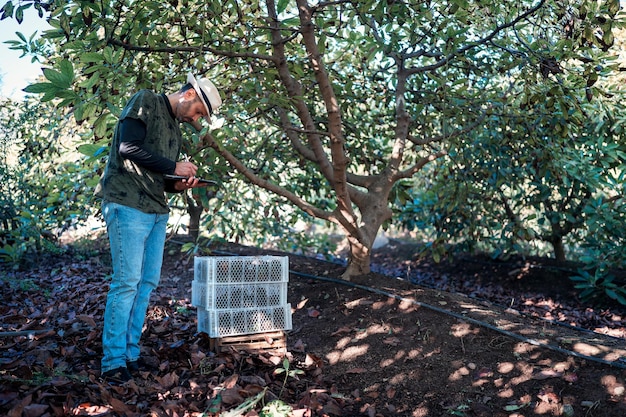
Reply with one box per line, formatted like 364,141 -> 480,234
173,176 -> 206,191
174,161 -> 198,177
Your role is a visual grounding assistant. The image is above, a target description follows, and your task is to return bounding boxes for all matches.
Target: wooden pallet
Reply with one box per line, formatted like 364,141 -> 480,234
210,331 -> 286,354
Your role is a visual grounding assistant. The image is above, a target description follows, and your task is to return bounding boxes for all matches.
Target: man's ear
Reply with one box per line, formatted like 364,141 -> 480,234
184,88 -> 197,100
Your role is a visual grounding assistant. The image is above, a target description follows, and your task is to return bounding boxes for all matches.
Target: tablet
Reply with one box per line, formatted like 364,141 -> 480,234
163,174 -> 218,186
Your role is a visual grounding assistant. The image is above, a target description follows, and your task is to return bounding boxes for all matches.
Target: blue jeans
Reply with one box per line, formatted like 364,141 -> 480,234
101,201 -> 169,373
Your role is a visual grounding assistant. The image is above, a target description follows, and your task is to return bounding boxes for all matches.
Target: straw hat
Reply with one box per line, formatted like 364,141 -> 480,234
187,72 -> 222,121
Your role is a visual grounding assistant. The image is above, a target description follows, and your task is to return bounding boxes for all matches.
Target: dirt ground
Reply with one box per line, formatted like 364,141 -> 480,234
206,240 -> 626,417
1,235 -> 625,416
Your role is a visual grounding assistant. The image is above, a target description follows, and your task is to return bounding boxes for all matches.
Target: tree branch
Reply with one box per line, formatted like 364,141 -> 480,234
202,132 -> 336,223
106,38 -> 275,62
406,0 -> 548,75
407,110 -> 488,146
395,150 -> 448,180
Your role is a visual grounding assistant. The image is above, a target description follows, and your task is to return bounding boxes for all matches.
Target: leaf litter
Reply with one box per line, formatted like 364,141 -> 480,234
0,237 -> 625,416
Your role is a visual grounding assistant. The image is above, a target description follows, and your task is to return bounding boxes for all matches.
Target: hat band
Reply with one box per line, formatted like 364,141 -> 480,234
199,87 -> 213,116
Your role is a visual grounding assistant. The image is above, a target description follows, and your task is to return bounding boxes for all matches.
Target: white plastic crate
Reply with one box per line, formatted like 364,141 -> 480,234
197,304 -> 292,337
191,280 -> 288,309
194,256 -> 289,284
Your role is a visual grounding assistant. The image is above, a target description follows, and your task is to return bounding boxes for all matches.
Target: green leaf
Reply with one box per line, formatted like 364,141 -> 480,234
59,59 -> 75,84
181,242 -> 195,252
41,91 -> 56,102
282,16 -> 300,27
43,68 -> 71,88
207,393 -> 221,413
74,102 -> 97,122
15,3 -> 28,23
102,46 -> 115,64
79,72 -> 100,90
80,52 -> 104,63
276,0 -> 289,14
605,288 -> 626,306
77,143 -> 107,158
93,113 -> 110,139
614,292 -> 626,306
23,82 -> 57,94
607,0 -> 620,16
504,403 -> 527,411
1,1 -> 15,19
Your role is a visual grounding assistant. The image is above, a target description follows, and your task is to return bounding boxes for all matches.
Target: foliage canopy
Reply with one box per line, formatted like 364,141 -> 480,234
1,0 -> 626,301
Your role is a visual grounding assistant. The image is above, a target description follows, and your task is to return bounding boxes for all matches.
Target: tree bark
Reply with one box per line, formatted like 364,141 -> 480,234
551,237 -> 566,263
187,198 -> 203,240
342,235 -> 372,280
340,195 -> 394,280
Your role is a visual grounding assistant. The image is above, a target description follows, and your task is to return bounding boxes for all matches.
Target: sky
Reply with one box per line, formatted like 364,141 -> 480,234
0,7 -> 50,100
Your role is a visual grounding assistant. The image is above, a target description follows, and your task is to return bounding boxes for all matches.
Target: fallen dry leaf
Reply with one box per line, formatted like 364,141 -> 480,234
76,315 -> 97,327
109,397 -> 132,414
222,374 -> 240,389
22,404 -> 48,417
1,238 -> 625,417
537,390 -> 560,404
220,387 -> 245,405
292,338 -> 306,352
344,298 -> 374,309
331,326 -> 352,336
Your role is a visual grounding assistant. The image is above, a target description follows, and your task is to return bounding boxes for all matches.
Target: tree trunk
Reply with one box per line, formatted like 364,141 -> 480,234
551,237 -> 566,262
187,198 -> 203,240
342,235 -> 372,280
340,200 -> 392,280
341,189 -> 393,281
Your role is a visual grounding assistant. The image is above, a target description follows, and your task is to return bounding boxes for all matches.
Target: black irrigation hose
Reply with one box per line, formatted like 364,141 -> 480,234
208,249 -> 626,369
325,255 -> 626,344
289,271 -> 626,370
413,258 -> 626,340
211,245 -> 625,342
379,266 -> 626,343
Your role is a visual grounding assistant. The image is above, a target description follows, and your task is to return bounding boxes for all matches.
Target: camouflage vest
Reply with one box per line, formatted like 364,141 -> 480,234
95,90 -> 181,214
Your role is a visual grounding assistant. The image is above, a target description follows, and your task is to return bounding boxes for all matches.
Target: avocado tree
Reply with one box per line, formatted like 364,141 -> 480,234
405,89 -> 626,261
396,2 -> 626,267
2,0 -> 623,279
0,95 -> 96,264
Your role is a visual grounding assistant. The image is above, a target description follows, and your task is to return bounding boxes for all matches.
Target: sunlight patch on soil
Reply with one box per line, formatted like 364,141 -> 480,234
513,341 -> 542,355
449,322 -> 480,337
398,299 -> 415,310
411,407 -> 429,417
334,336 -> 352,349
497,362 -> 516,373
458,302 -> 499,317
498,387 -> 515,398
407,348 -> 422,359
362,323 -> 393,336
601,375 -> 626,397
448,365 -> 471,381
379,349 -> 406,368
326,344 -> 369,364
580,343 -> 626,363
371,299 -> 395,310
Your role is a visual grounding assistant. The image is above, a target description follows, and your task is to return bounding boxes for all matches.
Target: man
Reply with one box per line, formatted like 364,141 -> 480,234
95,73 -> 222,384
